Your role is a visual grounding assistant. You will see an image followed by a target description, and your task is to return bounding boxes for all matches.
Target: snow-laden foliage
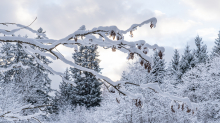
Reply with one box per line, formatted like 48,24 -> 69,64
150,50 -> 166,84
193,35 -> 208,64
178,45 -> 196,80
167,49 -> 181,85
212,31 -> 220,57
179,57 -> 220,122
44,60 -> 200,123
0,28 -> 52,122
70,45 -> 102,108
50,68 -> 75,114
171,49 -> 180,76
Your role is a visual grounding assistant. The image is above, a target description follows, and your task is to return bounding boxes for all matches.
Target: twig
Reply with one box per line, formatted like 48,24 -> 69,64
20,17 -> 37,29
32,117 -> 42,123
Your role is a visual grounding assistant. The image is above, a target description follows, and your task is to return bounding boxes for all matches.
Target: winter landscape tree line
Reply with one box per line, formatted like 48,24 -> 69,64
0,18 -> 220,122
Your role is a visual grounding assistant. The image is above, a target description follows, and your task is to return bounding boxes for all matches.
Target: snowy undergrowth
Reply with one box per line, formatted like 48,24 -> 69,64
44,57 -> 220,123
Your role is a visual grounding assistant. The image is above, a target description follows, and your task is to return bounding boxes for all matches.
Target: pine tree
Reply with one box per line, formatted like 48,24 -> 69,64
194,35 -> 208,64
150,50 -> 166,84
171,49 -> 180,76
178,45 -> 196,80
212,31 -> 220,57
70,45 -> 102,108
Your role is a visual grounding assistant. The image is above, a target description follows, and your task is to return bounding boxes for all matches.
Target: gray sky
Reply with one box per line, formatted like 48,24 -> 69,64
1,0 -> 220,90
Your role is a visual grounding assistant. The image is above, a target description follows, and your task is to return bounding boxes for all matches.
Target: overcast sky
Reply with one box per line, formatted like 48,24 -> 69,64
1,0 -> 220,90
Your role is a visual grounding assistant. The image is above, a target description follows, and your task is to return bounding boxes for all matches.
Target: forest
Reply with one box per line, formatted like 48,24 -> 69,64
0,17 -> 220,123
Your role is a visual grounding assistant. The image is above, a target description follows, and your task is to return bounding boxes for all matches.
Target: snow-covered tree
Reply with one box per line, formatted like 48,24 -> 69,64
193,35 -> 208,64
52,68 -> 76,113
178,45 -> 196,80
171,49 -> 180,74
212,31 -> 220,57
0,28 -> 52,118
179,57 -> 220,122
70,45 -> 102,108
169,49 -> 181,84
150,50 -> 166,84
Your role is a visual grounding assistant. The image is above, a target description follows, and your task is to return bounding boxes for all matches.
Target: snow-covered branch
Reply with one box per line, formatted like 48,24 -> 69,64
0,17 -> 163,94
0,104 -> 48,122
0,62 -> 29,71
140,83 -> 198,110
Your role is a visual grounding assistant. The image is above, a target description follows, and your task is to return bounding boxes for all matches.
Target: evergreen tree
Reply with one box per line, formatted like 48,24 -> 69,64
0,28 -> 52,114
171,49 -> 180,76
121,71 -> 128,82
150,50 -> 166,84
70,45 -> 102,108
178,45 -> 196,80
54,68 -> 76,113
212,31 -> 220,57
194,35 -> 208,64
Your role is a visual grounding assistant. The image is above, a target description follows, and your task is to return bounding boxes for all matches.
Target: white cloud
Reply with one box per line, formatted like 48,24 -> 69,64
182,0 -> 220,21
196,28 -> 217,38
98,47 -> 128,81
158,19 -> 200,35
154,10 -> 165,17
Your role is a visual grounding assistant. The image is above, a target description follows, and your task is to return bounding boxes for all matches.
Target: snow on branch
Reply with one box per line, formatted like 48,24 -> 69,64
0,17 -> 162,95
0,104 -> 47,122
140,83 -> 198,110
0,62 -> 29,71
21,44 -> 77,86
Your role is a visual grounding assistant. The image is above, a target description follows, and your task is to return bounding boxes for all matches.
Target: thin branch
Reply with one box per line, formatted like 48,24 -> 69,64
0,23 -> 15,26
27,17 -> 37,27
32,117 -> 42,123
19,17 -> 37,30
21,105 -> 52,111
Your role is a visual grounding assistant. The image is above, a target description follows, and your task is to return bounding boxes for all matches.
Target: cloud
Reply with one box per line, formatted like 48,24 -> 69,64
98,47 -> 129,81
196,28 -> 218,40
182,0 -> 220,21
154,10 -> 165,17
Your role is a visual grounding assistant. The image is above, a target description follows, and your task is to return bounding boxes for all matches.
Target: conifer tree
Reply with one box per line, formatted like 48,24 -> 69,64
53,68 -> 76,113
178,45 -> 196,80
194,35 -> 208,64
212,31 -> 220,57
70,45 -> 102,108
50,68 -> 73,114
171,49 -> 180,76
150,50 -> 166,84
0,28 -> 52,114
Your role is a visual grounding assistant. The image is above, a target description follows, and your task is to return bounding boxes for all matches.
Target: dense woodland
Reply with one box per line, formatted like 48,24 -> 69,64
0,20 -> 220,122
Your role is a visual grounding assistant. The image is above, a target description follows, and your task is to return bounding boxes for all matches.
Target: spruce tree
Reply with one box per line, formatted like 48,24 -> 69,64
178,45 -> 196,80
50,69 -> 73,114
150,50 -> 166,84
171,49 -> 180,76
212,31 -> 220,57
70,45 -> 102,108
194,35 -> 208,64
55,68 -> 76,111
